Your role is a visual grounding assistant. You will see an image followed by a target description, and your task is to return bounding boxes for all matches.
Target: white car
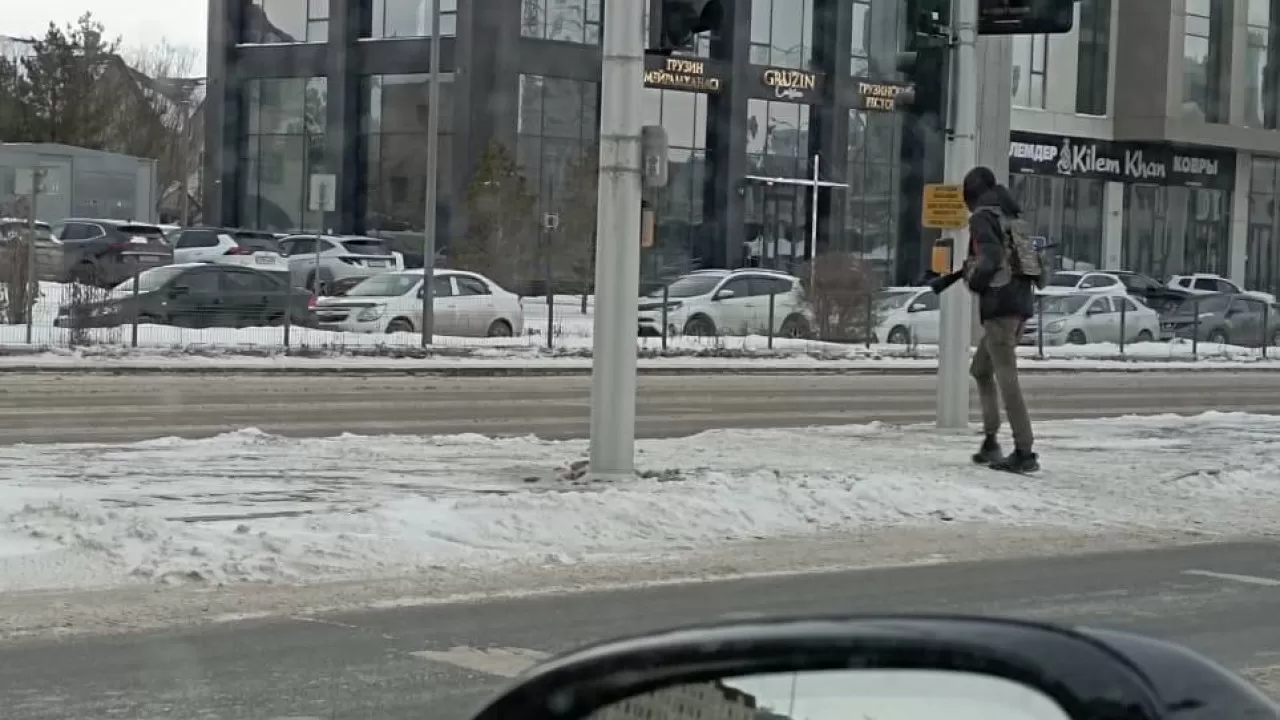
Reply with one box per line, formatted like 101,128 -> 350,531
171,228 -> 289,275
1167,273 -> 1277,304
1039,271 -> 1125,295
874,286 -> 940,344
637,269 -> 811,337
314,269 -> 524,337
278,234 -> 405,293
1022,291 -> 1160,346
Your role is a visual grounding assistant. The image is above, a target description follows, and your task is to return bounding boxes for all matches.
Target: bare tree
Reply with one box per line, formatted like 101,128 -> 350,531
799,253 -> 883,342
454,140 -> 538,292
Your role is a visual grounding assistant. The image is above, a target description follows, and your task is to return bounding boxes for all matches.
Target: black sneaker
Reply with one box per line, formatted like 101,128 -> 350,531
972,435 -> 1003,465
990,450 -> 1040,474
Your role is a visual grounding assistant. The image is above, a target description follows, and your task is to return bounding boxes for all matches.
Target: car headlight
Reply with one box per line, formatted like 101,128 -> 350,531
1045,320 -> 1066,332
356,305 -> 385,322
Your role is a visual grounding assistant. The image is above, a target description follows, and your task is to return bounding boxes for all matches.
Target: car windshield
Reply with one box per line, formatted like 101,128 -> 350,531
875,290 -> 917,312
1048,273 -> 1082,287
649,274 -> 724,298
1039,294 -> 1091,314
341,239 -> 392,256
113,265 -> 188,293
345,273 -> 420,297
233,233 -> 281,252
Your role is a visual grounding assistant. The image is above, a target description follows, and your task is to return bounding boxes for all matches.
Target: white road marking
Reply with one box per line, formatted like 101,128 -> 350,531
410,645 -> 551,678
1183,569 -> 1280,587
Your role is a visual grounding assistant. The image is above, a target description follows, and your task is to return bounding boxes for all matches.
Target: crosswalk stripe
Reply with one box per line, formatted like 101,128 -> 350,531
410,645 -> 551,678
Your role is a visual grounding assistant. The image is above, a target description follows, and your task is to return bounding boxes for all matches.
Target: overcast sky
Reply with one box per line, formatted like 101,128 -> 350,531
4,0 -> 207,71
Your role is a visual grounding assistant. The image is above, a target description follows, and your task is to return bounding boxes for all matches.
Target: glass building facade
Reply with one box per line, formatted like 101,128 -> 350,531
205,0 -> 926,285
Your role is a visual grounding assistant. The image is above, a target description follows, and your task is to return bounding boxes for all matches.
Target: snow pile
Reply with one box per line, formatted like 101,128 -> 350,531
0,412 -> 1276,591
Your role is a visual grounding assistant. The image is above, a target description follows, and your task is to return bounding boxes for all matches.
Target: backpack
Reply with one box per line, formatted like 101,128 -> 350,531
976,208 -> 1047,290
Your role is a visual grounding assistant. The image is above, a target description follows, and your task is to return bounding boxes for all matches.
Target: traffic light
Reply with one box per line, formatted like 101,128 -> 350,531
978,0 -> 1076,35
657,0 -> 723,53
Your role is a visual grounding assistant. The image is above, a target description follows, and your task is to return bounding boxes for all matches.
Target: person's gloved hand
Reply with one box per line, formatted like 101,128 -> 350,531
929,270 -> 962,295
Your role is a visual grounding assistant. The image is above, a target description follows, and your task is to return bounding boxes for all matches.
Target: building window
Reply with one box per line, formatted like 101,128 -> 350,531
750,0 -> 815,69
364,0 -> 458,39
1009,176 -> 1105,271
242,0 -> 329,43
1247,157 -> 1279,295
744,100 -> 810,270
849,0 -> 904,78
1245,0 -> 1277,129
239,77 -> 327,232
516,75 -> 599,217
1011,34 -> 1048,108
360,74 -> 454,237
1074,0 -> 1111,115
638,88 -> 708,275
521,0 -> 602,45
844,110 -> 902,281
1123,184 -> 1230,280
1183,0 -> 1227,123
850,0 -> 871,76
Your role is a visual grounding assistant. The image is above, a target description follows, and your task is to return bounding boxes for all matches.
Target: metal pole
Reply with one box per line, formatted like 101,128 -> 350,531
24,170 -> 39,343
936,0 -> 978,430
808,154 -> 819,292
179,99 -> 191,226
420,0 -> 442,347
588,0 -> 644,480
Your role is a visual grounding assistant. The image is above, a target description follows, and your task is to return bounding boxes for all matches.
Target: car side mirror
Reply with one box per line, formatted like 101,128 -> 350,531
909,302 -> 929,312
714,289 -> 736,300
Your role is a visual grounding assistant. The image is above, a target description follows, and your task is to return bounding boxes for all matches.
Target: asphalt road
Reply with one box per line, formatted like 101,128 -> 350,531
3,541 -> 1279,719
0,370 -> 1278,443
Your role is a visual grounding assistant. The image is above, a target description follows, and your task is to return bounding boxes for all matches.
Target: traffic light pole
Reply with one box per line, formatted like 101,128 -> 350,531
588,0 -> 645,480
936,0 -> 979,429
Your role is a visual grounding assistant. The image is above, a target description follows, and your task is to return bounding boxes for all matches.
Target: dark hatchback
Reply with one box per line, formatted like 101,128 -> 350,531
54,263 -> 317,329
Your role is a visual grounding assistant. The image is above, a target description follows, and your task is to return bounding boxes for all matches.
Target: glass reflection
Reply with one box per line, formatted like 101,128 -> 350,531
516,74 -> 599,218
522,0 -> 603,45
1245,0 -> 1275,129
745,100 -> 810,271
1183,0 -> 1226,122
750,0 -> 814,68
360,74 -> 454,237
844,109 -> 901,282
366,0 -> 458,38
1247,157 -> 1279,295
1009,176 -> 1104,271
1122,184 -> 1230,280
641,88 -> 709,277
239,77 -> 327,232
1011,34 -> 1047,108
1075,0 -> 1111,115
586,670 -> 1072,720
242,0 -> 330,43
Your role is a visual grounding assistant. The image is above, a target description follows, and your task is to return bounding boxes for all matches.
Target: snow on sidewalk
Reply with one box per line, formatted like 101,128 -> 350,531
0,411 -> 1276,592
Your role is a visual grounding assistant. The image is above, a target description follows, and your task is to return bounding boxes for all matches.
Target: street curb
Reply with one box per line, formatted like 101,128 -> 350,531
0,362 -> 1276,376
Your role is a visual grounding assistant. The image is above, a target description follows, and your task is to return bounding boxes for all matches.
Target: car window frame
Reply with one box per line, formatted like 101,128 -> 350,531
455,275 -> 492,296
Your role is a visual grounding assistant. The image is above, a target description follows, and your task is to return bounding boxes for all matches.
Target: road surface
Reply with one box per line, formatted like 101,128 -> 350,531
0,370 -> 1276,443
2,541 -> 1279,719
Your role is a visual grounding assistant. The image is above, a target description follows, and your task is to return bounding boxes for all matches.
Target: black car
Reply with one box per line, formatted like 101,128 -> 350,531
1105,269 -> 1194,314
51,218 -> 173,287
54,263 -> 316,329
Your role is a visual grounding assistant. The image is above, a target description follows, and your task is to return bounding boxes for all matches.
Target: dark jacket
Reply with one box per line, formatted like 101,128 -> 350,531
964,186 -> 1036,322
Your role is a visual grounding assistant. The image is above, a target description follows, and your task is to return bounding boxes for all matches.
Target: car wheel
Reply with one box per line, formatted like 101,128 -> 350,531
1136,330 -> 1154,342
385,318 -> 414,334
266,313 -> 286,327
887,325 -> 910,344
1067,329 -> 1088,345
779,314 -> 811,339
683,315 -> 717,337
486,319 -> 514,338
1208,329 -> 1228,344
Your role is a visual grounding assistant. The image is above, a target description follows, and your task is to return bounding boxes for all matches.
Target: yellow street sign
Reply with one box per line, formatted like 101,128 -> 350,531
922,183 -> 969,229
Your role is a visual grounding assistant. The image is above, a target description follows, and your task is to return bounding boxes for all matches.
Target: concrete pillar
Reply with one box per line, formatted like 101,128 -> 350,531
1230,151 -> 1250,283
1102,181 -> 1125,269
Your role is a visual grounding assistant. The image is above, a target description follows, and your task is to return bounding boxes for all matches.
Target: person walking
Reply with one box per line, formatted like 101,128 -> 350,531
959,166 -> 1040,473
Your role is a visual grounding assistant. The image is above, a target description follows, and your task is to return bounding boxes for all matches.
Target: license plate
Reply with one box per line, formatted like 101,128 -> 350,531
130,236 -> 148,244
367,260 -> 388,267
255,255 -> 276,265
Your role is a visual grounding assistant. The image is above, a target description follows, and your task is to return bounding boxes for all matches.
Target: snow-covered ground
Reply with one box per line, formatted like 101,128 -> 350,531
2,286 -> 1276,368
0,411 -> 1275,593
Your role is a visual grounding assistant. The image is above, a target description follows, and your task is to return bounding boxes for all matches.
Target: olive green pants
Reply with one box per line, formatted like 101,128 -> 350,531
970,316 -> 1034,452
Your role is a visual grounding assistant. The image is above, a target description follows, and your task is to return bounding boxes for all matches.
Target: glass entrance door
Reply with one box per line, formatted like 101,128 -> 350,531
743,179 -> 809,273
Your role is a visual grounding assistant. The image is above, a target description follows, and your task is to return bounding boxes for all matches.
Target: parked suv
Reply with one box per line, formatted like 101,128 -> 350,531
1159,292 -> 1280,347
638,269 -> 811,338
277,234 -> 404,294
51,218 -> 173,287
171,227 -> 289,277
